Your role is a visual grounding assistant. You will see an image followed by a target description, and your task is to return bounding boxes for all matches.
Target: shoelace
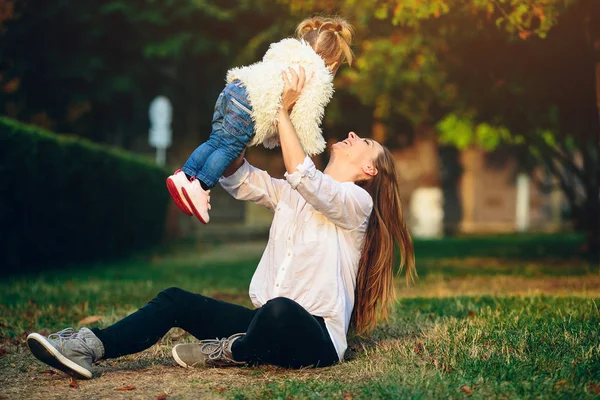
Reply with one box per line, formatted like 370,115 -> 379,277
48,327 -> 94,357
200,338 -> 235,364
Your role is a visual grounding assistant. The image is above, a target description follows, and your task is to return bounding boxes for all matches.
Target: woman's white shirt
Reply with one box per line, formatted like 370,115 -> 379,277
219,156 -> 373,361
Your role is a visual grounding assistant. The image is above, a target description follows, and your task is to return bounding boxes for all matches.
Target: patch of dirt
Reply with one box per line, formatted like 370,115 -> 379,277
397,274 -> 600,298
0,333 -> 360,400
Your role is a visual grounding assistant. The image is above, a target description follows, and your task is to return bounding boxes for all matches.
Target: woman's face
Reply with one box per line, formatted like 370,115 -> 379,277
331,132 -> 383,178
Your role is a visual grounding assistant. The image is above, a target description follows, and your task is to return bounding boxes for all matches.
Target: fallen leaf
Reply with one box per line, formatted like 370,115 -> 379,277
413,342 -> 424,354
0,348 -> 7,357
78,315 -> 102,325
343,391 -> 353,400
589,382 -> 600,395
28,299 -> 35,307
40,369 -> 56,375
156,394 -> 169,400
467,311 -> 477,318
117,386 -> 136,391
110,361 -> 117,366
213,387 -> 226,392
461,385 -> 473,395
0,394 -> 8,399
554,380 -> 567,388
70,379 -> 79,389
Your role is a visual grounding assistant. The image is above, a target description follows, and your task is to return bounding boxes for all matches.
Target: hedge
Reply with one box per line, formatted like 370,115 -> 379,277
0,117 -> 171,273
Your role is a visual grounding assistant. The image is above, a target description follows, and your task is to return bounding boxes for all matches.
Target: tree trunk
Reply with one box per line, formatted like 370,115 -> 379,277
588,60 -> 600,258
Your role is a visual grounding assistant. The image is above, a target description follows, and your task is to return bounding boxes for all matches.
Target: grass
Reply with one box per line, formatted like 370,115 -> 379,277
0,234 -> 598,399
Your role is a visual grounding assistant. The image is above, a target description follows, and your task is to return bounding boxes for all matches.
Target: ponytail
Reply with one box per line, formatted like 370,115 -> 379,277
295,16 -> 354,67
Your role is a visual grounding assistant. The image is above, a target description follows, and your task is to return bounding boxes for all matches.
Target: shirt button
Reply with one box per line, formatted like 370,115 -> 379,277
287,237 -> 291,241
276,284 -> 280,287
277,208 -> 281,211
287,253 -> 291,256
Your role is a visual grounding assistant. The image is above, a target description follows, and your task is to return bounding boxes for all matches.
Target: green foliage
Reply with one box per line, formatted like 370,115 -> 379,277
3,234 -> 596,398
0,0 -> 275,147
436,113 -> 520,150
0,117 -> 171,273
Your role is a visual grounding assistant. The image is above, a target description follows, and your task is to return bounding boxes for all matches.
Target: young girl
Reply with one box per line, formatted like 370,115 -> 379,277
166,16 -> 354,223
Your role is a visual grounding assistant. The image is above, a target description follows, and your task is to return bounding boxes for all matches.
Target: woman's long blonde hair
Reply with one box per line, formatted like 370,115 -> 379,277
295,16 -> 354,68
352,147 -> 416,336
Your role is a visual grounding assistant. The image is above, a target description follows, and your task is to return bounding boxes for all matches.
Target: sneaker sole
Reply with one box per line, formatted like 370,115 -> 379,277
171,345 -> 191,368
181,187 -> 208,224
166,177 -> 193,216
27,333 -> 92,379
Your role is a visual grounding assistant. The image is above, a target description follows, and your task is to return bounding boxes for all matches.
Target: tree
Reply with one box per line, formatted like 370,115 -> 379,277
0,0 -> 285,150
436,0 -> 599,255
278,0 -> 599,255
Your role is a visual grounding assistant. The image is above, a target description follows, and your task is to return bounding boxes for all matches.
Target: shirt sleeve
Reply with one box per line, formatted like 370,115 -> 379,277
285,156 -> 373,230
219,159 -> 286,212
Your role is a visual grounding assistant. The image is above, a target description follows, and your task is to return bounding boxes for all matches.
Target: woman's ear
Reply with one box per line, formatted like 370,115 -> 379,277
362,164 -> 378,177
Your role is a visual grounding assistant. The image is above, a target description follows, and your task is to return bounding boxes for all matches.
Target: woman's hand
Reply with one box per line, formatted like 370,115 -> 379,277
223,147 -> 246,177
281,66 -> 308,111
278,66 -> 310,174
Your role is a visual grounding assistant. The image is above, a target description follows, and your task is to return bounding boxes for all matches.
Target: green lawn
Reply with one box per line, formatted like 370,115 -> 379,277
0,235 -> 598,399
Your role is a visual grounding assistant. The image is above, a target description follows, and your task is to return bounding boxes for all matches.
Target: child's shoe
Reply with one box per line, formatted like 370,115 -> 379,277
166,169 -> 193,216
182,178 -> 211,224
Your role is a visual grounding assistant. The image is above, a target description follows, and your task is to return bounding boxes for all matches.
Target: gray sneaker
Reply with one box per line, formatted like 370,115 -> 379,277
27,327 -> 105,379
172,333 -> 246,368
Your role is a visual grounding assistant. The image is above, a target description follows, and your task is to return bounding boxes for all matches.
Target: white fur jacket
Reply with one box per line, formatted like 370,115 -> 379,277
226,38 -> 334,156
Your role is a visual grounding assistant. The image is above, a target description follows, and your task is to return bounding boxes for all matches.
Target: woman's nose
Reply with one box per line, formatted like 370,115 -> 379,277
348,132 -> 357,140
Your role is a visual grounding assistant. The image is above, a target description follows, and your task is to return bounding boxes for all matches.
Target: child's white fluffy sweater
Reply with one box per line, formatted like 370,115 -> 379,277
226,38 -> 334,156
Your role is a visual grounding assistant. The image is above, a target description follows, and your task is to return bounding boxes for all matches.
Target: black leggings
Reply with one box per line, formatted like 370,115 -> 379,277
92,287 -> 338,368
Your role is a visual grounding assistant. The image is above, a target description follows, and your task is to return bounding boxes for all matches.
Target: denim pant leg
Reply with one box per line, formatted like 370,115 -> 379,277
181,91 -> 227,179
182,138 -> 219,179
195,81 -> 255,188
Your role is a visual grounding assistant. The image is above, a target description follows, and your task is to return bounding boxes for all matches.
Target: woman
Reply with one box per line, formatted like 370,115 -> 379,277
26,67 -> 416,379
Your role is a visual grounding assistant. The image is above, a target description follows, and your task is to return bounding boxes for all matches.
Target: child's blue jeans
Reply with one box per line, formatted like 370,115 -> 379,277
182,80 -> 255,188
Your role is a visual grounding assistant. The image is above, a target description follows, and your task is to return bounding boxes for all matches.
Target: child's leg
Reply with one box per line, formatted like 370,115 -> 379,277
181,139 -> 219,181
181,90 -> 230,184
195,81 -> 255,189
166,89 -> 230,216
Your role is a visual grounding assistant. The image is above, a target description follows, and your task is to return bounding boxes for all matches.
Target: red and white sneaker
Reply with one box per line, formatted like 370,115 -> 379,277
166,169 -> 193,216
182,178 -> 211,224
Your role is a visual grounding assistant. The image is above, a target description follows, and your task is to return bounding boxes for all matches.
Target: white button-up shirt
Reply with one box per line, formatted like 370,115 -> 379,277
219,156 -> 373,361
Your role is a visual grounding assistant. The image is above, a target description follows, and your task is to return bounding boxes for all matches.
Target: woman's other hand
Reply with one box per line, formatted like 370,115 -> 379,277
281,66 -> 309,112
223,147 -> 247,177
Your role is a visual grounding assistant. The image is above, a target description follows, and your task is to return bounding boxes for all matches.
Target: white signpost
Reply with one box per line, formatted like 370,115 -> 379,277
149,96 -> 172,166
409,187 -> 444,238
515,172 -> 530,232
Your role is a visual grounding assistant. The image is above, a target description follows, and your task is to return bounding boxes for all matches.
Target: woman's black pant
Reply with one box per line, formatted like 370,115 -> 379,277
92,287 -> 339,368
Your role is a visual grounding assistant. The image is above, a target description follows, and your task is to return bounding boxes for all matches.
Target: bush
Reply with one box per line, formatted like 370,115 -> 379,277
0,117 -> 171,273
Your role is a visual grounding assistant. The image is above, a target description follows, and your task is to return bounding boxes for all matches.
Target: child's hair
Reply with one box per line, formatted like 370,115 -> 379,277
295,16 -> 354,68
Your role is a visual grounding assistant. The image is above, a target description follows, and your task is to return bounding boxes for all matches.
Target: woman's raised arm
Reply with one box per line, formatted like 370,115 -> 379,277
278,67 -> 309,174
277,67 -> 373,230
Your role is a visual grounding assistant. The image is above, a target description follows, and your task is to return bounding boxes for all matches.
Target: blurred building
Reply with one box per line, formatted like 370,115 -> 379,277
167,137 -> 566,241
393,137 -> 565,237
